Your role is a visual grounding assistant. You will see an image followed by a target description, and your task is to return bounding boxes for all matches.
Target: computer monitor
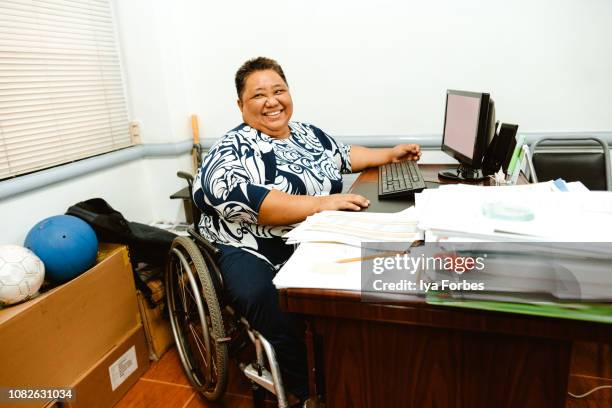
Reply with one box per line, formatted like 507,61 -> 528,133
439,89 -> 495,181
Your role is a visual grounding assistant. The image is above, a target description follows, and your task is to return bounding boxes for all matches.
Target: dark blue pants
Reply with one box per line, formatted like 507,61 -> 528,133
217,245 -> 308,401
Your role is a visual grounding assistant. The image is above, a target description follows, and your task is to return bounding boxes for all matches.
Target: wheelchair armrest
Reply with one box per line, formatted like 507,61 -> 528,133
188,227 -> 220,255
177,171 -> 194,183
187,227 -> 225,291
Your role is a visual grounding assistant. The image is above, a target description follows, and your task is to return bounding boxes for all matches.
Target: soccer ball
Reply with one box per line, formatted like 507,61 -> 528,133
0,245 -> 45,306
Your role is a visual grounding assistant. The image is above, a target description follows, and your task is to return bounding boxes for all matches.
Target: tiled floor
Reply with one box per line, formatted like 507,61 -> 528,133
115,347 -> 276,408
116,347 -> 612,407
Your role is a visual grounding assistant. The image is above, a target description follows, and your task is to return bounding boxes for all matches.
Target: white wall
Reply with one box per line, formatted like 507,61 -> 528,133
2,161 -> 148,245
172,0 -> 612,139
1,155 -> 193,245
114,0 -> 193,144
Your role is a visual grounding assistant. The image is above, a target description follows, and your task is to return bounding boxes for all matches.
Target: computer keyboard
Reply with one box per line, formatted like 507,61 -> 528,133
378,160 -> 426,198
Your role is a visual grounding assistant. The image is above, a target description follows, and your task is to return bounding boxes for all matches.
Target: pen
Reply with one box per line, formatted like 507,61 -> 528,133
335,250 -> 408,264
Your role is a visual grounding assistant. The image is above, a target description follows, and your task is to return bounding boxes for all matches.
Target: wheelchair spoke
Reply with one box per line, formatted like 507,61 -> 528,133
189,323 -> 209,370
175,262 -> 201,321
184,278 -> 200,306
176,261 -> 189,313
170,264 -> 188,320
211,344 -> 218,376
188,323 -> 218,389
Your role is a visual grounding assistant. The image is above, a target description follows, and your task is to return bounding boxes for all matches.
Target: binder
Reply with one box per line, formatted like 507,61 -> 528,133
482,123 -> 519,175
502,132 -> 518,172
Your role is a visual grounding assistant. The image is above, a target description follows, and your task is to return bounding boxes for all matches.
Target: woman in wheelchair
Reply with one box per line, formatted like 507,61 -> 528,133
191,56 -> 421,404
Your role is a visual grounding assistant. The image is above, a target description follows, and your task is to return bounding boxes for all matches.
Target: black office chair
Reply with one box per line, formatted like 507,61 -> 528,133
530,136 -> 611,191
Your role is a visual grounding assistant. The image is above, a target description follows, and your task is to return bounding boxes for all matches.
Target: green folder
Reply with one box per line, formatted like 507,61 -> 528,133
426,292 -> 612,324
506,134 -> 526,176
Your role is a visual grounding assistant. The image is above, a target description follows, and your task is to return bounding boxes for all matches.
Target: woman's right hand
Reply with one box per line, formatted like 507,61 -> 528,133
259,190 -> 370,225
316,193 -> 370,212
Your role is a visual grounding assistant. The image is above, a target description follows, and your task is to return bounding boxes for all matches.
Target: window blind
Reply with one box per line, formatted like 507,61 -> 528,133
0,0 -> 131,180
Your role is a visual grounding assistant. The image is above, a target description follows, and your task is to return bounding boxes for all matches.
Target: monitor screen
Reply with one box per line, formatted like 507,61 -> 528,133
439,90 -> 493,181
443,93 -> 482,160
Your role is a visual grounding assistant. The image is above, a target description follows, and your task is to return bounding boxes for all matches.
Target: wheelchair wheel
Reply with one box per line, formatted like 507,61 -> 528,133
166,236 -> 228,400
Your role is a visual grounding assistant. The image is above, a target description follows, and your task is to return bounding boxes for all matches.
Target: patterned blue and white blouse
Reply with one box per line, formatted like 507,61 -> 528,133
193,121 -> 352,268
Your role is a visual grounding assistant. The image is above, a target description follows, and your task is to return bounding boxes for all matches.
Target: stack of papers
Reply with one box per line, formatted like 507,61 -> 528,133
413,183 -> 612,301
284,208 -> 423,246
415,183 -> 612,242
274,208 -> 422,290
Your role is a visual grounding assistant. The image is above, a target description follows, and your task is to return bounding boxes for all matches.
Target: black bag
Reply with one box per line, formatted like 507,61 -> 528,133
66,198 -> 177,307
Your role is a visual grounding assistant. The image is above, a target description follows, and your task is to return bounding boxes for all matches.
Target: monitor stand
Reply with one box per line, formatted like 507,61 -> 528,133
438,164 -> 486,181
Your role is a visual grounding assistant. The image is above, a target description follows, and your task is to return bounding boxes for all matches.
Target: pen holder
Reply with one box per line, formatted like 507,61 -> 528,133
487,174 -> 512,186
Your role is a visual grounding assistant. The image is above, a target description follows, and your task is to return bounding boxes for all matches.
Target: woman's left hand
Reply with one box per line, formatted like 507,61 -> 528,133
389,144 -> 421,163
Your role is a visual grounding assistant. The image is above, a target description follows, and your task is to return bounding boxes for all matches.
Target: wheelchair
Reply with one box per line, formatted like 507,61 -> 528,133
165,171 -> 292,407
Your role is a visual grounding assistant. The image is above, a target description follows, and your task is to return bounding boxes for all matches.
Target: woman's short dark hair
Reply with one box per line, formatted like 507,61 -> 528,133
235,57 -> 288,99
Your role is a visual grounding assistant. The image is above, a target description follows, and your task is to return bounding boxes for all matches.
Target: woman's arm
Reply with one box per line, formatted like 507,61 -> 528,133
350,144 -> 421,172
257,143 -> 423,225
258,189 -> 370,226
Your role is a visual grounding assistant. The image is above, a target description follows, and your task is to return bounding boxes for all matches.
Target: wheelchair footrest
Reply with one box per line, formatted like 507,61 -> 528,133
242,363 -> 277,396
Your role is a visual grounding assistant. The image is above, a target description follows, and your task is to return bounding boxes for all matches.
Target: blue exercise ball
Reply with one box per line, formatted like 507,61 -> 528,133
25,215 -> 98,283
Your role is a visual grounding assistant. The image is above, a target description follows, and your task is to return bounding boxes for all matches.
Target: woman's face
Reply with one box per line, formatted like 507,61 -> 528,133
238,69 -> 293,138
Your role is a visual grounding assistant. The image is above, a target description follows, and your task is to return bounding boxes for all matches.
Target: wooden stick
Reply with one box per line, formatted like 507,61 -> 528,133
191,114 -> 200,172
191,114 -> 200,144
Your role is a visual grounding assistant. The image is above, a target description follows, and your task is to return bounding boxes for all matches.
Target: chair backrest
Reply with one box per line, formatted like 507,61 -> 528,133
176,171 -> 203,226
530,137 -> 611,191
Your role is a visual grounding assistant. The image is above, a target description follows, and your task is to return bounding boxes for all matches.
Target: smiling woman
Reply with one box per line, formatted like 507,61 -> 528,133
191,56 -> 422,404
236,65 -> 294,138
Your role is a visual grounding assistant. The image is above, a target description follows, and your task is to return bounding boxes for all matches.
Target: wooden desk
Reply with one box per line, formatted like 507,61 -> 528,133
278,165 -> 611,408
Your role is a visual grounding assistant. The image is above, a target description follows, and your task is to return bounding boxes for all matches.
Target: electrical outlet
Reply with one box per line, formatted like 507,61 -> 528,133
129,121 -> 142,144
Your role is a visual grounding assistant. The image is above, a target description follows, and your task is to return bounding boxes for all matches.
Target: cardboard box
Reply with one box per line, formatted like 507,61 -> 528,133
137,289 -> 174,361
60,325 -> 150,408
0,244 -> 140,408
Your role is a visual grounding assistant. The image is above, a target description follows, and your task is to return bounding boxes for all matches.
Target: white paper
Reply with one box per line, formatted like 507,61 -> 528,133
417,189 -> 612,242
273,242 -> 363,290
284,207 -> 423,245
